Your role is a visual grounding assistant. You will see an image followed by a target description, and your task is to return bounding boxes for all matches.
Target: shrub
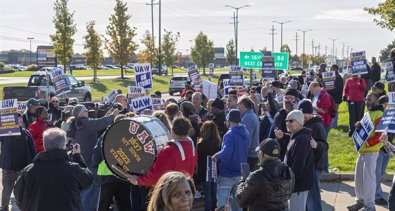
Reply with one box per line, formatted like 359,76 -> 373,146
26,64 -> 38,71
0,62 -> 4,71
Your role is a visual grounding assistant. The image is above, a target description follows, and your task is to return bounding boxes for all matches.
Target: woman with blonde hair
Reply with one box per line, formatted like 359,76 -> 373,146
147,171 -> 196,211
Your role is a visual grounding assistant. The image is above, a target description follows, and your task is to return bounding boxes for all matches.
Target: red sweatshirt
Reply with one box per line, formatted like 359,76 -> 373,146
28,118 -> 49,153
317,90 -> 332,127
343,77 -> 366,102
137,139 -> 198,187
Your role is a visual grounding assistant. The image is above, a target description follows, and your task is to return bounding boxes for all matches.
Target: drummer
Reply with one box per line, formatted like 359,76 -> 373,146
128,116 -> 198,186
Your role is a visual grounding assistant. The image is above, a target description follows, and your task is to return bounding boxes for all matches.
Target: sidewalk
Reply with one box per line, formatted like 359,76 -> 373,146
1,176 -> 392,211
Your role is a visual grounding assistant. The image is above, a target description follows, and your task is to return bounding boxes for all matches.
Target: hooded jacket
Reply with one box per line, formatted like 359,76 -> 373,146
343,77 -> 367,102
284,127 -> 315,193
217,125 -> 249,177
14,149 -> 93,211
236,159 -> 295,211
304,116 -> 328,171
72,115 -> 114,167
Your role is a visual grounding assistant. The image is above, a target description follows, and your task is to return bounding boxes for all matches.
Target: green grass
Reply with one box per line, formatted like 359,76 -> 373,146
328,102 -> 395,173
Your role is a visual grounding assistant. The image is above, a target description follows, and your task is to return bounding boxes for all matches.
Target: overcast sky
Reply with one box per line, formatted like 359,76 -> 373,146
1,0 -> 394,60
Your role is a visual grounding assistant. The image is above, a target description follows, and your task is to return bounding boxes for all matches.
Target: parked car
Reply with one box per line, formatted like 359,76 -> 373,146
152,67 -> 168,75
8,64 -> 26,71
97,65 -> 110,70
290,66 -> 304,71
38,66 -> 63,72
104,65 -> 118,69
169,75 -> 189,96
3,71 -> 92,103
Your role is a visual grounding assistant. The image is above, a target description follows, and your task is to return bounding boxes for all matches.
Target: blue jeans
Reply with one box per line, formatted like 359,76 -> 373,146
216,176 -> 241,211
81,166 -> 99,211
375,150 -> 390,199
202,181 -> 217,211
331,104 -> 340,128
306,170 -> 322,211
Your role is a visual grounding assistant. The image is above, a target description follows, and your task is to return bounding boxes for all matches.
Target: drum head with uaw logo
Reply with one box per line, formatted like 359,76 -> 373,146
102,116 -> 171,180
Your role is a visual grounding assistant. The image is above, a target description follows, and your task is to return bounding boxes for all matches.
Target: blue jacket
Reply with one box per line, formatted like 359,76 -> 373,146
217,125 -> 249,177
241,109 -> 260,158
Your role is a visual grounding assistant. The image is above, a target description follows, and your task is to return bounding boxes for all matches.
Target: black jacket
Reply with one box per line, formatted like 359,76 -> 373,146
327,71 -> 344,104
274,109 -> 290,160
197,139 -> 220,183
14,149 -> 93,211
371,63 -> 381,83
212,111 -> 228,138
0,128 -> 36,171
304,116 -> 328,171
284,128 -> 315,193
236,159 -> 295,211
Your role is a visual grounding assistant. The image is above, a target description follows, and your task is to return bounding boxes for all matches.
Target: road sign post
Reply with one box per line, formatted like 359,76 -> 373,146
240,52 -> 289,70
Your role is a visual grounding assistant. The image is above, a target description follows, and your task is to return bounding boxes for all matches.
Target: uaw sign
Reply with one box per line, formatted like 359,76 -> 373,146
187,65 -> 202,85
352,113 -> 374,152
376,109 -> 395,133
129,96 -> 152,113
102,116 -> 171,180
350,51 -> 368,75
262,51 -> 275,81
135,64 -> 153,89
229,66 -> 243,86
127,86 -> 145,99
385,61 -> 395,83
322,71 -> 336,90
0,99 -> 21,137
50,68 -> 71,96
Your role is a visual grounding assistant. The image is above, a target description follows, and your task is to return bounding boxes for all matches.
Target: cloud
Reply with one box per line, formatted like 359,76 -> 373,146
312,9 -> 373,23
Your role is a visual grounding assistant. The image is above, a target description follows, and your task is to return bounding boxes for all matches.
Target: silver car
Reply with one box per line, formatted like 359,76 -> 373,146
169,76 -> 189,96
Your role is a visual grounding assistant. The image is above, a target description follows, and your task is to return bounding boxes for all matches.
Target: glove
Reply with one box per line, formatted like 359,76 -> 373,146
343,96 -> 348,102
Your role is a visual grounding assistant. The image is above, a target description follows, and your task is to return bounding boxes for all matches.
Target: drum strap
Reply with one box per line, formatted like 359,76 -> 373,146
173,137 -> 196,161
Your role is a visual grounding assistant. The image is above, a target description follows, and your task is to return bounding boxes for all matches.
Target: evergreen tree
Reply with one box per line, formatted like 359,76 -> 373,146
83,21 -> 104,82
104,0 -> 137,79
50,0 -> 76,74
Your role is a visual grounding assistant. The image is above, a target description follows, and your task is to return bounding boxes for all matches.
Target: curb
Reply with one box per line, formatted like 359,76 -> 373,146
320,173 -> 394,182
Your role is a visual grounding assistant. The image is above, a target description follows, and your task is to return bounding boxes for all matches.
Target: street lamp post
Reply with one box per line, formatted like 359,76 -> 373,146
273,20 -> 291,52
297,29 -> 311,68
158,0 -> 162,75
27,37 -> 34,65
146,0 -> 158,69
225,4 -> 249,66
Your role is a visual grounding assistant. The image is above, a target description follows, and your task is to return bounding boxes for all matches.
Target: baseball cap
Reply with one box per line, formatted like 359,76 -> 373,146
255,138 -> 281,157
27,98 -> 39,108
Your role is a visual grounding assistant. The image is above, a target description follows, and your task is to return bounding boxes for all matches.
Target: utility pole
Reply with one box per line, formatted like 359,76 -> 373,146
318,43 -> 321,56
273,20 -> 291,52
311,39 -> 314,56
297,29 -> 311,68
294,32 -> 299,56
325,46 -> 328,56
341,42 -> 348,59
269,25 -> 276,52
27,37 -> 34,65
328,38 -> 338,57
158,0 -> 162,75
230,12 -> 237,65
225,4 -> 249,65
146,0 -> 158,69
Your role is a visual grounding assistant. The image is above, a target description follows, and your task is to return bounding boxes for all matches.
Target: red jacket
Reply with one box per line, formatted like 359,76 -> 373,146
181,87 -> 197,98
343,77 -> 366,102
28,118 -> 49,153
138,138 -> 198,187
317,89 -> 332,127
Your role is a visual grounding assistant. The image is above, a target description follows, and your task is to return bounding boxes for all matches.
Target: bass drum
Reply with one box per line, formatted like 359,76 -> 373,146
102,115 -> 171,180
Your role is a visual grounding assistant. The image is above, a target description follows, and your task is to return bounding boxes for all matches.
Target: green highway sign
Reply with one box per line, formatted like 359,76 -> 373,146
239,52 -> 262,69
273,52 -> 289,70
239,51 -> 289,70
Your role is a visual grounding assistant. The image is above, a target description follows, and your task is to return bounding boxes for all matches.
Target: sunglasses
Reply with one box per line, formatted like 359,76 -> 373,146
52,101 -> 59,103
285,119 -> 294,123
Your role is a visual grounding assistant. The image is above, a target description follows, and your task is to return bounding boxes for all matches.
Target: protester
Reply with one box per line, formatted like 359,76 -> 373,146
270,80 -> 285,103
343,75 -> 367,137
275,110 -> 315,211
197,121 -> 221,211
226,94 -> 238,114
0,113 -> 36,211
180,101 -> 200,145
379,133 -> 395,210
370,57 -> 382,84
327,64 -> 344,128
147,171 -> 196,211
93,114 -> 134,211
23,98 -> 39,128
235,138 -> 295,211
153,111 -> 171,132
298,99 -> 328,211
212,109 -> 249,211
128,116 -> 197,187
70,104 -> 118,211
28,106 -> 50,153
238,96 -> 260,171
259,85 -> 279,141
47,96 -> 62,122
206,99 -> 215,120
372,82 -> 387,98
210,98 -> 228,138
14,128 -> 93,211
347,92 -> 383,211
181,81 -> 197,98
115,94 -> 129,113
192,92 -> 208,121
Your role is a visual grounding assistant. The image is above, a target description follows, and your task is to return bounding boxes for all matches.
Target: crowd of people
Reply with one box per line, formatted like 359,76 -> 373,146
0,48 -> 394,211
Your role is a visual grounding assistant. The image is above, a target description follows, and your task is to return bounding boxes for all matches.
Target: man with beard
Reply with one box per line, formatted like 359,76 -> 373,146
298,99 -> 328,211
347,92 -> 383,211
273,89 -> 299,160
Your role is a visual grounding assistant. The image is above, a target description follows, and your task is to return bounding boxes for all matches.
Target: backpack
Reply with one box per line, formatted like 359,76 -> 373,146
328,94 -> 337,118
